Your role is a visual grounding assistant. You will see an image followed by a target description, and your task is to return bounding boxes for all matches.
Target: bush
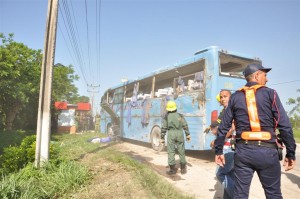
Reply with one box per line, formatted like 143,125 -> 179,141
0,135 -> 60,175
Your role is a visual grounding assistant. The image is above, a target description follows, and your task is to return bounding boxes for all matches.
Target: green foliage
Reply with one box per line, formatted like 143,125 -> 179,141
0,33 -> 42,130
293,128 -> 300,143
287,89 -> 300,129
0,135 -> 60,175
0,130 -> 35,154
0,33 -> 89,130
0,161 -> 91,199
0,135 -> 36,174
52,63 -> 80,103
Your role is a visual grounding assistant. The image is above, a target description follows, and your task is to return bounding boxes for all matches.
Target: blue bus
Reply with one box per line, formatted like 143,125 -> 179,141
100,46 -> 261,151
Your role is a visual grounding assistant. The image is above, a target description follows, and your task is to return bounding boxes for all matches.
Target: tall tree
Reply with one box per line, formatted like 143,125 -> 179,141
0,33 -> 42,130
286,89 -> 300,128
0,33 -> 88,130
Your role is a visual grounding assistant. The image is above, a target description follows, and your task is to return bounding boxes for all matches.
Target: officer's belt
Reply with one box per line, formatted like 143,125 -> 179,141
236,133 -> 277,140
236,140 -> 277,149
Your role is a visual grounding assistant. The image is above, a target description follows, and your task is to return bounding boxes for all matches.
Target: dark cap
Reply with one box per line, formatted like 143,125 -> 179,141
243,63 -> 272,77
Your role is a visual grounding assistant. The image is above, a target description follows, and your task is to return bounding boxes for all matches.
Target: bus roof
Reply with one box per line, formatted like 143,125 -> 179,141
105,46 -> 260,91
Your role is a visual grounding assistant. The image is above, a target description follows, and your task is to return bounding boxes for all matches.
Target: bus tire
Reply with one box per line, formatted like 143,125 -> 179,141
107,123 -> 121,141
107,123 -> 113,136
150,126 -> 165,151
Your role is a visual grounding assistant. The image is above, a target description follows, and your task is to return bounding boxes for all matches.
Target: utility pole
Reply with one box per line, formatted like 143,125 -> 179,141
87,84 -> 100,116
35,0 -> 59,168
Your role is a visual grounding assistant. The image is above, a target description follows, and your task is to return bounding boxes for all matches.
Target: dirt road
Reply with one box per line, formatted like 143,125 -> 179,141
114,141 -> 300,199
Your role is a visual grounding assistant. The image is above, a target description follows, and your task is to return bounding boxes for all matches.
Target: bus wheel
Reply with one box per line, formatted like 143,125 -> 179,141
150,126 -> 164,151
107,124 -> 114,136
107,124 -> 120,141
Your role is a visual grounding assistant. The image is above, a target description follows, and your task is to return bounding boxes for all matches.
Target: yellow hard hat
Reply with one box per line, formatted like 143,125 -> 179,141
166,100 -> 177,111
216,94 -> 220,102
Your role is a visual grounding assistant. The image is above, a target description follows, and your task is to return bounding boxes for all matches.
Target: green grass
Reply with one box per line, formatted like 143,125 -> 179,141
101,148 -> 193,199
1,131 -> 191,198
53,132 -> 193,199
293,128 -> 300,143
0,161 -> 91,199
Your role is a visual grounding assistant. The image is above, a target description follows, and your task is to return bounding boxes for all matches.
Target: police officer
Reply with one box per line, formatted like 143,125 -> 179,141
214,63 -> 296,199
161,100 -> 191,175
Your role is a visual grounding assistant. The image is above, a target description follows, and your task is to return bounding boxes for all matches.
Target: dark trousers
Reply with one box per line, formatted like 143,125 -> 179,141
234,143 -> 282,199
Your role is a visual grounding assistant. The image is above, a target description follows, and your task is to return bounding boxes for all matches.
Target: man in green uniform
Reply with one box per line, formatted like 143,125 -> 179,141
161,100 -> 191,175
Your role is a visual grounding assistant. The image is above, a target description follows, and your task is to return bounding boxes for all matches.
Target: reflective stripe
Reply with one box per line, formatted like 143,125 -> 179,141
240,85 -> 264,132
241,131 -> 271,141
245,88 -> 261,131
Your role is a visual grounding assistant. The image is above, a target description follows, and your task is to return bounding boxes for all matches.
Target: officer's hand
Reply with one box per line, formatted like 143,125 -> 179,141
204,127 -> 210,134
215,154 -> 225,167
186,135 -> 191,143
283,157 -> 296,171
210,140 -> 215,149
160,139 -> 165,144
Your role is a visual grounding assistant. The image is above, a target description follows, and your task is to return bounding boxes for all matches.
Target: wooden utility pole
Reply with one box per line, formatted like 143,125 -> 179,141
35,0 -> 59,168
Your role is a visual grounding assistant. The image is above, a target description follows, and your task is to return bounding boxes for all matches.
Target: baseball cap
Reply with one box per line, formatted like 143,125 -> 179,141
243,63 -> 272,77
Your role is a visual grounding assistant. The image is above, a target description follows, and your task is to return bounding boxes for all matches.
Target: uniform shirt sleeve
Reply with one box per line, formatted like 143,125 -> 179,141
161,116 -> 168,139
180,115 -> 190,136
272,90 -> 297,160
214,97 -> 234,155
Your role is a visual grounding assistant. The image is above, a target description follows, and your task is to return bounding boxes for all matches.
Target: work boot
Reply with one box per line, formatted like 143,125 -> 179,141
180,163 -> 187,174
167,165 -> 176,175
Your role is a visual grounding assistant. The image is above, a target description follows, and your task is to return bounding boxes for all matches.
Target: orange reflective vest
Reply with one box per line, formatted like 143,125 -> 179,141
240,85 -> 271,141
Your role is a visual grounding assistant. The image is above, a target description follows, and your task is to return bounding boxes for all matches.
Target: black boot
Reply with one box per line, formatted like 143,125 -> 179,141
180,163 -> 187,174
167,165 -> 176,175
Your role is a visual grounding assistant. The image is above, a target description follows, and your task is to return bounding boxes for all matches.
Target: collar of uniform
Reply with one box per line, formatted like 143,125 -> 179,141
245,82 -> 258,87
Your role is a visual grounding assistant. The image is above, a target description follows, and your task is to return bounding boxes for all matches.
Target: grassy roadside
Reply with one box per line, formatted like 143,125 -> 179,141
54,132 -> 193,199
0,131 -> 193,198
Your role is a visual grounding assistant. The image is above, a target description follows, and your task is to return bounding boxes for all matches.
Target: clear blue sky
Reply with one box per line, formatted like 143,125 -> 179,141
1,0 -> 299,114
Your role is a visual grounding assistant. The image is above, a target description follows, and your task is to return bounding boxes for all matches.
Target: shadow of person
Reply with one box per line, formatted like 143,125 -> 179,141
283,172 -> 300,189
208,177 -> 223,199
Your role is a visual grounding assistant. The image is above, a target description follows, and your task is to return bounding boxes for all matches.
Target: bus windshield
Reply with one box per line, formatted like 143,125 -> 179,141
219,52 -> 261,78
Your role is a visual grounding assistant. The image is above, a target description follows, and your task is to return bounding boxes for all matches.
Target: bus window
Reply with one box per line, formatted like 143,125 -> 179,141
153,59 -> 206,97
219,53 -> 261,78
113,87 -> 124,104
137,77 -> 152,100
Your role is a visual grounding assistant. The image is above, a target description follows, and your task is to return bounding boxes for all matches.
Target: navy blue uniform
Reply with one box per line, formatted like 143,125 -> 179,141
215,82 -> 296,199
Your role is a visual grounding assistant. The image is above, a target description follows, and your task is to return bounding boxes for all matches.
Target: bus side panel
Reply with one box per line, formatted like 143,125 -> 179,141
175,95 -> 215,150
122,98 -> 163,142
100,111 -> 112,134
183,116 -> 215,150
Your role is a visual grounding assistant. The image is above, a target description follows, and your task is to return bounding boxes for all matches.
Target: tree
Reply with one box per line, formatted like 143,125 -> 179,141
0,33 -> 89,130
0,33 -> 42,130
286,89 -> 300,129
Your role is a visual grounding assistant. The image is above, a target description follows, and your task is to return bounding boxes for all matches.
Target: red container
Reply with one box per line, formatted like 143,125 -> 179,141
77,103 -> 91,111
54,102 -> 68,110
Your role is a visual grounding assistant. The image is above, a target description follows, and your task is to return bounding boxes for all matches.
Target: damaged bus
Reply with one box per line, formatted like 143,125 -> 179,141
100,46 -> 261,151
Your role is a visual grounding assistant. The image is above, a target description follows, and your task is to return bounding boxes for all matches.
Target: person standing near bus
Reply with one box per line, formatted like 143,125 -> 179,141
161,100 -> 191,175
214,63 -> 296,199
210,90 -> 235,199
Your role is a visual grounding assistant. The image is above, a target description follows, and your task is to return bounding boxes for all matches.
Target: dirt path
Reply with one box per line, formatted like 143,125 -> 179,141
113,141 -> 300,199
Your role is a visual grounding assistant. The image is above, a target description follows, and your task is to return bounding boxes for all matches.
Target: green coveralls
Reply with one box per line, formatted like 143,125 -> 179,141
161,112 -> 190,166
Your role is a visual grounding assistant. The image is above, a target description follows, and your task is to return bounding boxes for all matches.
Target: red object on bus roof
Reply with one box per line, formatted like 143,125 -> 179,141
54,102 -> 68,110
77,102 -> 91,111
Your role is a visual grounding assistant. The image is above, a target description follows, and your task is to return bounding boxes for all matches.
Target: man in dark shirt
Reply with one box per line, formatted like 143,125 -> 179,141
214,63 -> 296,199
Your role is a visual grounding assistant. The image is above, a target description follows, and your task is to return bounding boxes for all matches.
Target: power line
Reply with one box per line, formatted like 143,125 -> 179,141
59,0 -> 88,84
269,80 -> 300,86
84,0 -> 92,83
96,0 -> 102,87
